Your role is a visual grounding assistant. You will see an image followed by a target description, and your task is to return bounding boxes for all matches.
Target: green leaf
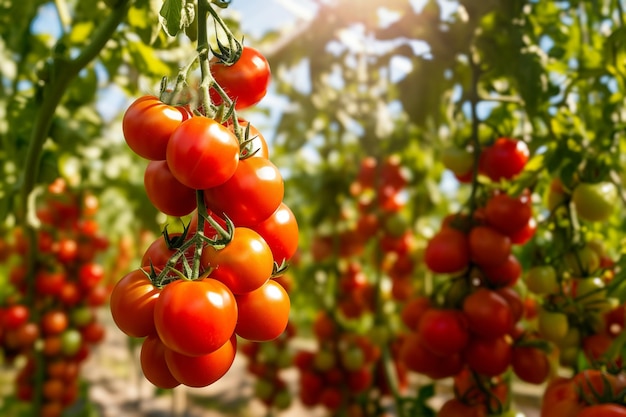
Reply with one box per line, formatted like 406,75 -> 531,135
127,40 -> 173,77
159,0 -> 194,37
68,21 -> 95,45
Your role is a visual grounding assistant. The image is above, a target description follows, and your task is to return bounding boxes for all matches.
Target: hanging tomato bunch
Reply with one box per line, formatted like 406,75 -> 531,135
0,179 -> 109,417
109,3 -> 298,390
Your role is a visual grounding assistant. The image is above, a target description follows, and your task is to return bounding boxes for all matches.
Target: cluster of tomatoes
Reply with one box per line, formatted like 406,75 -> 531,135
294,311 -> 383,416
112,46 -> 299,389
0,179 -> 109,417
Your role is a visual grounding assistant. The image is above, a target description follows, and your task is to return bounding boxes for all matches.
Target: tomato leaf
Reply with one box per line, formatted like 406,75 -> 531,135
159,0 -> 195,37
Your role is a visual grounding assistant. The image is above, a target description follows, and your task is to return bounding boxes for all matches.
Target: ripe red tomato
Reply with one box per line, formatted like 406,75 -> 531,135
481,254 -> 522,287
140,334 -> 180,389
481,137 -> 529,181
235,279 -> 290,341
78,262 -> 104,291
204,157 -> 284,227
437,398 -> 487,417
462,288 -> 514,338
154,278 -> 237,356
576,404 -> 626,417
463,335 -> 512,376
251,202 -> 299,265
424,228 -> 470,273
166,116 -> 240,190
485,191 -> 533,236
201,227 -> 273,294
210,47 -> 271,110
122,95 -> 191,160
109,268 -> 160,338
512,345 -> 550,384
400,296 -> 431,329
572,369 -> 626,405
41,310 -> 69,336
468,226 -> 511,267
35,269 -> 66,296
399,332 -> 463,379
164,335 -> 237,388
144,160 -> 197,217
417,308 -> 469,355
80,321 -> 106,344
3,304 -> 30,329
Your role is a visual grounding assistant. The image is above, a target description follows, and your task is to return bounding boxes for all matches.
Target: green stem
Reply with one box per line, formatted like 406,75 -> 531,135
196,0 -> 215,118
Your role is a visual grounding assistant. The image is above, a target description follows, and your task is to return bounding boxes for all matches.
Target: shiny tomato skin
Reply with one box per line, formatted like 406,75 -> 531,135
512,346 -> 550,384
481,137 -> 529,182
164,335 -> 237,388
210,47 -> 271,110
463,335 -> 512,376
251,202 -> 299,265
485,191 -> 533,236
437,398 -> 487,417
109,268 -> 160,338
481,254 -> 522,287
226,119 -> 269,159
35,270 -> 66,296
540,377 -> 583,417
399,332 -> 464,379
78,262 -> 104,291
144,160 -> 197,217
123,96 -> 190,160
140,334 -> 180,389
166,116 -> 240,190
201,227 -> 273,294
462,288 -> 514,338
424,228 -> 470,274
417,308 -> 469,355
204,157 -> 284,227
572,182 -> 617,222
154,278 -> 237,356
468,226 -> 511,267
576,404 -> 626,417
235,279 -> 290,342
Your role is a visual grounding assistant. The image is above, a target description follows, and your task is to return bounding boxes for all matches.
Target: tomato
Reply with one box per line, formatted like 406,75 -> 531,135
525,265 -> 560,295
70,306 -> 94,328
210,46 -> 271,110
4,322 -> 39,349
437,398 -> 487,417
164,335 -> 237,387
78,262 -> 104,291
400,296 -> 431,330
226,119 -> 269,159
509,216 -> 537,245
468,226 -> 511,267
201,227 -> 273,294
399,333 -> 464,379
481,138 -> 529,182
572,277 -> 612,312
35,269 -> 66,296
60,329 -> 82,356
41,310 -> 69,336
564,245 -> 600,277
122,95 -> 190,160
80,321 -> 105,344
3,304 -> 29,329
572,182 -> 616,222
512,345 -> 550,384
204,156 -> 284,227
453,369 -> 508,411
481,254 -> 522,287
538,308 -> 569,344
144,160 -> 197,217
576,404 -> 626,417
251,202 -> 299,265
166,116 -> 240,190
424,228 -> 470,273
416,308 -> 469,355
485,191 -> 533,236
462,288 -> 514,338
140,334 -> 180,389
154,278 -> 237,356
109,268 -> 160,338
495,286 -> 525,323
463,335 -> 512,376
235,279 -> 290,341
441,146 -> 474,176
572,369 -> 626,405
582,333 -> 619,367
55,237 -> 78,264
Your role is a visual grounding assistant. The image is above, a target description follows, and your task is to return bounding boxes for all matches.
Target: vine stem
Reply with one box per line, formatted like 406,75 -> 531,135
196,0 -> 215,118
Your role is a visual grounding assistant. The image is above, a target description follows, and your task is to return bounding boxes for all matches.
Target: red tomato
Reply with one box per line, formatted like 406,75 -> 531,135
495,286 -> 525,323
437,398 -> 487,417
78,262 -> 104,291
80,321 -> 105,344
481,254 -> 522,287
485,191 -> 533,236
541,377 -> 584,417
3,305 -> 29,329
481,138 -> 529,182
166,116 -> 240,190
41,310 -> 69,336
201,227 -> 273,294
122,95 -> 190,160
226,119 -> 269,159
210,47 -> 271,110
463,335 -> 512,376
424,228 -> 470,273
399,332 -> 464,379
204,157 -> 284,227
144,160 -> 197,217
154,278 -> 237,356
400,296 -> 431,329
468,226 -> 511,267
109,268 -> 160,338
251,202 -> 299,265
164,335 -> 237,387
235,279 -> 290,342
573,369 -> 626,405
417,308 -> 469,355
462,288 -> 514,338
512,345 -> 550,384
140,334 -> 180,389
576,404 -> 626,417
35,269 -> 66,296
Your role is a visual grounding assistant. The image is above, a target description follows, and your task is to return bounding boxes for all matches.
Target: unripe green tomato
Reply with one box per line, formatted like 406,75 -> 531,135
563,245 -> 600,277
254,379 -> 274,401
524,265 -> 559,295
572,277 -> 612,312
259,341 -> 279,363
383,212 -> 409,238
572,181 -> 616,222
441,146 -> 474,176
556,326 -> 581,350
538,309 -> 569,344
273,389 -> 292,410
559,346 -> 580,367
70,306 -> 94,327
61,329 -> 82,356
313,349 -> 336,371
341,346 -> 365,371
